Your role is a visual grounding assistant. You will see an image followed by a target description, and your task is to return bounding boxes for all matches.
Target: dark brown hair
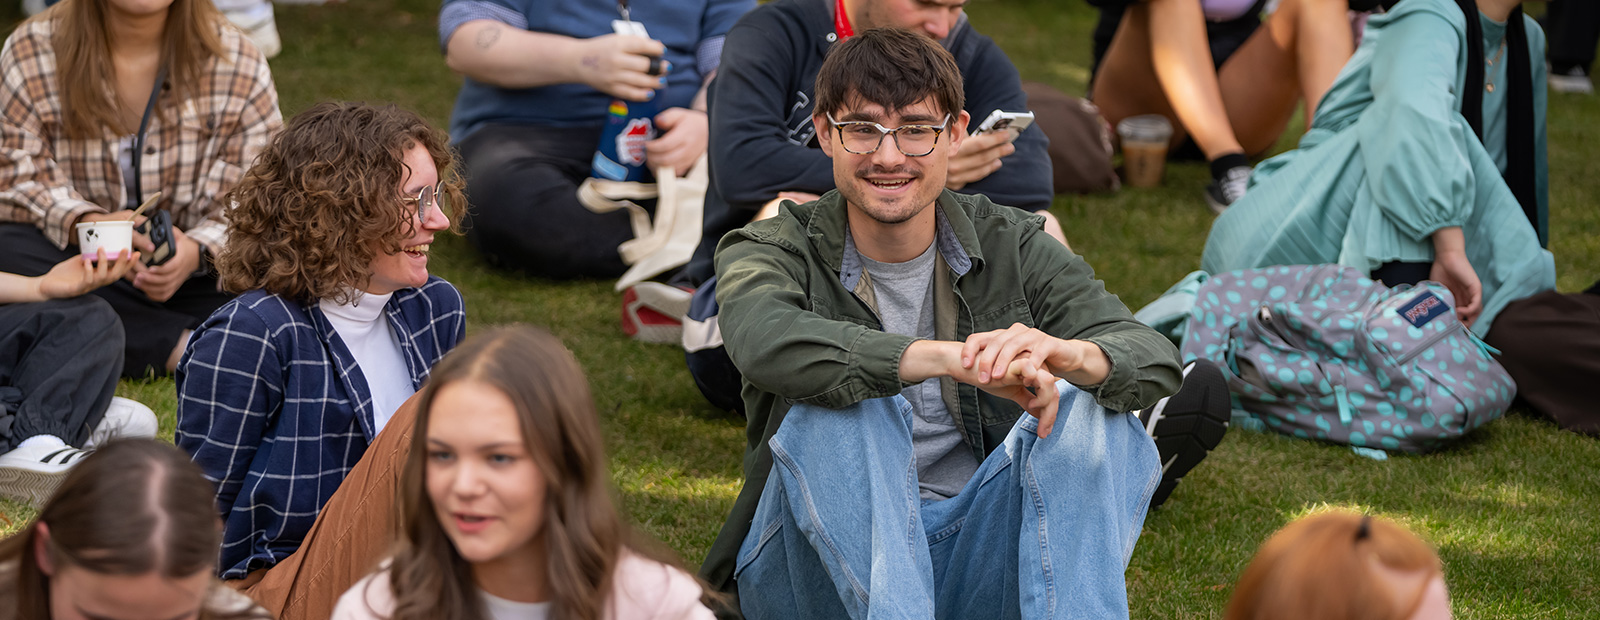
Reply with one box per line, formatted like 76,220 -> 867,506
40,0 -> 228,139
0,440 -> 265,619
217,102 -> 464,305
383,326 -> 695,620
814,27 -> 964,119
1225,511 -> 1444,620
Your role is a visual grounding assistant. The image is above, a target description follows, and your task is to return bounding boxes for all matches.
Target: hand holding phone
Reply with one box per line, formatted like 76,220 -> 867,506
974,109 -> 1036,143
134,210 -> 175,267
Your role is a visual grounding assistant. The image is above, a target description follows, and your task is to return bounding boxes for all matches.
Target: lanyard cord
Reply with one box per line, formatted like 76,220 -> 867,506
131,63 -> 168,207
617,0 -> 630,23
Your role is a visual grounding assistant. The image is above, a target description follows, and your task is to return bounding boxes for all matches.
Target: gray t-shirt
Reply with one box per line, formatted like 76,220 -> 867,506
859,242 -> 980,501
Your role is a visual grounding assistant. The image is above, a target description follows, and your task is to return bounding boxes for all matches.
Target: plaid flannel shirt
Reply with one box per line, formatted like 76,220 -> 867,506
175,277 -> 465,579
0,17 -> 281,252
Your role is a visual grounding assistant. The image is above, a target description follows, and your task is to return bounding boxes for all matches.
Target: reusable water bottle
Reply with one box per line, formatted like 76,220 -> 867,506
591,97 -> 657,182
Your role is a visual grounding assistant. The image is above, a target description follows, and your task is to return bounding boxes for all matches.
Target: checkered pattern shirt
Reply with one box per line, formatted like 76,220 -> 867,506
175,278 -> 465,579
0,17 -> 282,252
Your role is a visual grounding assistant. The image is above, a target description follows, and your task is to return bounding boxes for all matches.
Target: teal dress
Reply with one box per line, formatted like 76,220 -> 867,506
1201,0 -> 1554,336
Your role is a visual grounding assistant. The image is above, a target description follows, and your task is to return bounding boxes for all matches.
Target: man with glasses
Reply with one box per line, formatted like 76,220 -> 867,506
701,29 -> 1186,619
677,0 -> 1067,437
676,0 -> 1062,296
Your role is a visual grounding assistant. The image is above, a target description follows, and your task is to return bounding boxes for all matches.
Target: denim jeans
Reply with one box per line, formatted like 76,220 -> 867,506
734,381 -> 1159,620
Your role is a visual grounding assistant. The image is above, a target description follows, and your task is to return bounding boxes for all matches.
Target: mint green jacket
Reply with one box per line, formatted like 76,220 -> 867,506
1203,0 -> 1554,336
700,189 -> 1180,593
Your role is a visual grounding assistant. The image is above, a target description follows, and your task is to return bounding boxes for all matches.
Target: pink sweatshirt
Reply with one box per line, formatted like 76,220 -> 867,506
331,554 -> 714,620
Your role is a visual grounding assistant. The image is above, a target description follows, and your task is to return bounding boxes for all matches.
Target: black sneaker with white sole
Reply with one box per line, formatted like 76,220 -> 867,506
1138,359 -> 1230,509
1204,165 -> 1252,214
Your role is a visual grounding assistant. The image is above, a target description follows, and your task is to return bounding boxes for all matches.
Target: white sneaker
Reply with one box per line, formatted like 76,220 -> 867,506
84,397 -> 158,450
1549,66 -> 1594,95
0,439 -> 91,506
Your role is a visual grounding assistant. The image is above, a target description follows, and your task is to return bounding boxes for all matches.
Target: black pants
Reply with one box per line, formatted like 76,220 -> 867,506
1371,261 -> 1431,288
457,123 -> 638,280
1547,0 -> 1600,73
0,224 -> 231,377
0,298 -> 120,451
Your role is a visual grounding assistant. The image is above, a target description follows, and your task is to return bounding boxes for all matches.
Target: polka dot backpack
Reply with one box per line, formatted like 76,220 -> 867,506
1177,264 -> 1515,453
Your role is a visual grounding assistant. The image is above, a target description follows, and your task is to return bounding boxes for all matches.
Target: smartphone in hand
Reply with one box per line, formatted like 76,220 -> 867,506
134,210 -> 175,267
974,109 -> 1036,143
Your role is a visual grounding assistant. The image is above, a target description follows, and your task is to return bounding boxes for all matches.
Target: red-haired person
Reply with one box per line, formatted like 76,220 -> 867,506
1227,511 -> 1454,620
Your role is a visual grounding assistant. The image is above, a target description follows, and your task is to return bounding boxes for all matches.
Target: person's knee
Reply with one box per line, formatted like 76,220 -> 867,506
35,296 -> 123,344
784,397 -> 912,432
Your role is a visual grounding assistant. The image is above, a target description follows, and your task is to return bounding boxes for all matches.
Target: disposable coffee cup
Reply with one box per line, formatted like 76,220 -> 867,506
76,220 -> 134,260
1117,115 -> 1174,188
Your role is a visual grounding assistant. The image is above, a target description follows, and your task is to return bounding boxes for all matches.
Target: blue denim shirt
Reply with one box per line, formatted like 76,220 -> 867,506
175,277 -> 465,579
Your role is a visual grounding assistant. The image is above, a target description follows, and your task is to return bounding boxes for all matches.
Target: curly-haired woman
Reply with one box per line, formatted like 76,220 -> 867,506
0,0 -> 282,377
174,102 -> 466,620
332,327 -> 713,620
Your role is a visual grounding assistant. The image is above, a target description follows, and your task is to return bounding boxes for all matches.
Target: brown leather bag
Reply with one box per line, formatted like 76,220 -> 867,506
1021,81 -> 1120,194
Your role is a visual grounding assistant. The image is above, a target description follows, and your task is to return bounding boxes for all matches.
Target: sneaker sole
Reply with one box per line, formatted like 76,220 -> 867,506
0,466 -> 68,507
1548,76 -> 1594,94
1148,360 -> 1231,508
1204,191 -> 1229,215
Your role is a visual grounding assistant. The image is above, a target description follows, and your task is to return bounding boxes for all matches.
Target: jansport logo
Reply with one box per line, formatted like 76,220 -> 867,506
616,118 -> 652,166
1398,292 -> 1449,328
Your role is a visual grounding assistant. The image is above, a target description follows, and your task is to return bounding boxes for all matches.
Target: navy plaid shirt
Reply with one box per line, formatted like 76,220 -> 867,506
175,277 -> 465,579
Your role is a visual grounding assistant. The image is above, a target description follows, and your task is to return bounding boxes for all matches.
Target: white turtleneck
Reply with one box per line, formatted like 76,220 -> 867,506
319,291 -> 413,434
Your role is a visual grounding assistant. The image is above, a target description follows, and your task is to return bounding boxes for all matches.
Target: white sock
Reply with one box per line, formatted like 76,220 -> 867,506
16,435 -> 67,451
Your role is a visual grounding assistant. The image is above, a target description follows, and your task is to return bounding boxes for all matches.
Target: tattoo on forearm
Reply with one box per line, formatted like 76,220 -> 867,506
475,24 -> 501,50
582,55 -> 599,69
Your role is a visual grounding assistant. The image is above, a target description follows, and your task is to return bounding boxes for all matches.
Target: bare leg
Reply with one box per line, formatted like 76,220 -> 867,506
165,329 -> 191,374
1216,0 -> 1355,155
1091,0 -> 1244,160
1092,0 -> 1354,158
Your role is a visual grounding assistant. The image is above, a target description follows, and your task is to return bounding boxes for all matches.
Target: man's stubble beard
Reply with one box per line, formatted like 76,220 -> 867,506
839,167 -> 941,226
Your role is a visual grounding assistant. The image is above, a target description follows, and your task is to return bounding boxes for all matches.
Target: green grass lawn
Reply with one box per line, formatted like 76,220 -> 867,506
5,0 -> 1599,616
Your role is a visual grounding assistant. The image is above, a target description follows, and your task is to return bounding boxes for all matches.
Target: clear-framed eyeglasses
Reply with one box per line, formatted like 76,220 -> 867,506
826,113 -> 952,157
401,181 -> 447,220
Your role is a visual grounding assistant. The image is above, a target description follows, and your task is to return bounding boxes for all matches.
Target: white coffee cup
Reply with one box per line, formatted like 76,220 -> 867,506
76,220 -> 134,259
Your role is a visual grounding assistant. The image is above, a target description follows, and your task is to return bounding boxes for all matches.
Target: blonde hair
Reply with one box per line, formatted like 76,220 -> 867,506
40,0 -> 227,139
1226,511 -> 1444,620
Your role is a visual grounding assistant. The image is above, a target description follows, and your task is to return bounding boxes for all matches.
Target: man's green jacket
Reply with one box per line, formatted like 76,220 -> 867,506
701,189 -> 1182,597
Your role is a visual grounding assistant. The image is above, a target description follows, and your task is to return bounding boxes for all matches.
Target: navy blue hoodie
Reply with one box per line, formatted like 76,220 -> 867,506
684,0 -> 1054,285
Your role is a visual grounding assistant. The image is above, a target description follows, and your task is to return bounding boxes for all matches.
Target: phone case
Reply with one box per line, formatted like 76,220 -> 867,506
135,210 -> 175,267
